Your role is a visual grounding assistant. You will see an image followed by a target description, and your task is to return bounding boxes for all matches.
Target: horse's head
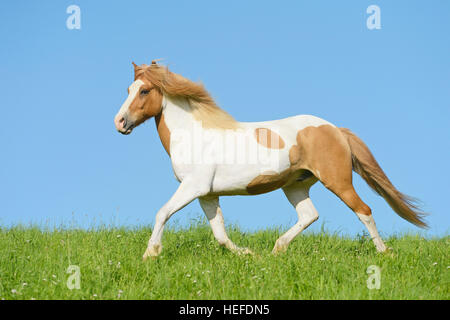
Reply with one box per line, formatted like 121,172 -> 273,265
114,62 -> 163,135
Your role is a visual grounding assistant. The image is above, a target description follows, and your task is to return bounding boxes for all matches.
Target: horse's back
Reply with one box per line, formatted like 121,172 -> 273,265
240,114 -> 334,130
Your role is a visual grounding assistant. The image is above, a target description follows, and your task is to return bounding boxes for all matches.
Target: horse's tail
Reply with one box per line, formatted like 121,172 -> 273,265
339,128 -> 428,228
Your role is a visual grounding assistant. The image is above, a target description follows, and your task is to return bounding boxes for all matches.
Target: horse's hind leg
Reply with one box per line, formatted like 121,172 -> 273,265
272,181 -> 319,254
330,185 -> 387,252
300,126 -> 387,252
199,196 -> 252,255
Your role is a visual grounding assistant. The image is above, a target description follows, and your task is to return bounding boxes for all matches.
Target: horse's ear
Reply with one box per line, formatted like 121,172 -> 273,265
132,61 -> 138,69
151,58 -> 164,65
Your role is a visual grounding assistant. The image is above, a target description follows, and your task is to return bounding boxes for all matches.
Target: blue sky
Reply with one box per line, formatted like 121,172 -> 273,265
0,1 -> 448,237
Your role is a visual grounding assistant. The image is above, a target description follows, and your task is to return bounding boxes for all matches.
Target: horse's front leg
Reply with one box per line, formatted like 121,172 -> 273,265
143,174 -> 212,260
199,196 -> 253,255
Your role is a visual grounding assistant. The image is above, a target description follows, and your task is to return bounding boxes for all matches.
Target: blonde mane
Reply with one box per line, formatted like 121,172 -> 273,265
134,62 -> 238,129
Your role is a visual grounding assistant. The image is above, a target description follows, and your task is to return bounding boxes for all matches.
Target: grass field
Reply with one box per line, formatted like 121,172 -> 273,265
0,221 -> 448,300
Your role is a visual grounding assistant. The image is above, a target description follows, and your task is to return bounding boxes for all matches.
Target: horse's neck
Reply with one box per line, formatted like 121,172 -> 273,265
163,96 -> 196,130
156,96 -> 201,156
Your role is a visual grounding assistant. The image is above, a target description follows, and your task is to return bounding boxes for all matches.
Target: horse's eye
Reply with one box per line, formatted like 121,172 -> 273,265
140,89 -> 150,96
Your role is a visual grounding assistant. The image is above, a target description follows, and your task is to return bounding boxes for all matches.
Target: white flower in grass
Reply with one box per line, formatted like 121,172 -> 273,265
11,289 -> 17,294
108,260 -> 113,265
22,283 -> 27,287
52,275 -> 57,278
320,257 -> 325,261
93,294 -> 98,297
117,235 -> 121,238
432,262 -> 438,266
186,274 -> 191,278
116,262 -> 121,268
30,298 -> 36,300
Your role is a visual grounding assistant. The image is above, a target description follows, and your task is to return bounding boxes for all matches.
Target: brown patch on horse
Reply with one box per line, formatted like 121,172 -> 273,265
288,125 -> 372,215
155,113 -> 171,156
254,128 -> 285,149
289,125 -> 352,181
246,169 -> 294,195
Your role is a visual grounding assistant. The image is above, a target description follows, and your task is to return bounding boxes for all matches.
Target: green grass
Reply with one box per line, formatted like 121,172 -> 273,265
0,221 -> 448,300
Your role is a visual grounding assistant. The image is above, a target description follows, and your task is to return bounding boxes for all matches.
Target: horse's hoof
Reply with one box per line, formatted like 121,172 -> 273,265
237,247 -> 254,255
142,245 -> 162,261
271,248 -> 286,255
381,247 -> 395,257
272,241 -> 288,255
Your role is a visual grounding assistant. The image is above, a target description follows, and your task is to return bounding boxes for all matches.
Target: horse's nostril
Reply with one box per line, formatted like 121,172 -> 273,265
115,115 -> 127,132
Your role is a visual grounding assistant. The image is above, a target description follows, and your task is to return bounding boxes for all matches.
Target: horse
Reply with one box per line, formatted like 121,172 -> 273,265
114,60 -> 427,260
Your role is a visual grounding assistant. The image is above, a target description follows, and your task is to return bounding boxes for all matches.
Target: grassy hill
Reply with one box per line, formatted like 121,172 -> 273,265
0,223 -> 448,300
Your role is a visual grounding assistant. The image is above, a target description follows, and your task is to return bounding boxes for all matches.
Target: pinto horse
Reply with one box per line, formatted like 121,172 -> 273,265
114,61 -> 427,260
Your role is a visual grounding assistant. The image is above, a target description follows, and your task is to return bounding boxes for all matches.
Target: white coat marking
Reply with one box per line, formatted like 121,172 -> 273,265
117,79 -> 144,117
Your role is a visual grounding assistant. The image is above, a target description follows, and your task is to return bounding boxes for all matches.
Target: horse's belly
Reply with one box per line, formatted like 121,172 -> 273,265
210,159 -> 294,196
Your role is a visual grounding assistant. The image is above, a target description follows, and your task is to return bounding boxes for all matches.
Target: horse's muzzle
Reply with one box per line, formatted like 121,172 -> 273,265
114,114 -> 135,135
